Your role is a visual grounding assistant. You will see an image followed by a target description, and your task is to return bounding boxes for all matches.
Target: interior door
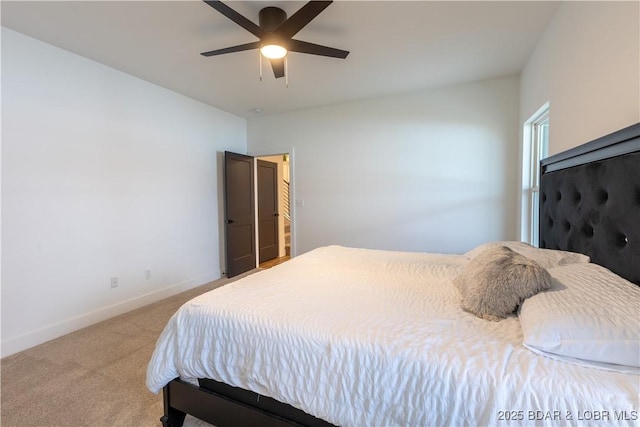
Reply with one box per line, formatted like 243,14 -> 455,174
224,151 -> 256,278
257,159 -> 279,263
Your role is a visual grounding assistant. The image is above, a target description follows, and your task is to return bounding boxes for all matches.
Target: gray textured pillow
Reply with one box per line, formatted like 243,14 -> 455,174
453,245 -> 552,321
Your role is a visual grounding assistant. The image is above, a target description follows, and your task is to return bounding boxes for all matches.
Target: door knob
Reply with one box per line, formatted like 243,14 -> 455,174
225,219 -> 235,224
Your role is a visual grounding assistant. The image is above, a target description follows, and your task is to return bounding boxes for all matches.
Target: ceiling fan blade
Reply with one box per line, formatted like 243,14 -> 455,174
203,1 -> 264,38
288,39 -> 349,59
270,58 -> 285,79
275,1 -> 333,39
200,41 -> 261,57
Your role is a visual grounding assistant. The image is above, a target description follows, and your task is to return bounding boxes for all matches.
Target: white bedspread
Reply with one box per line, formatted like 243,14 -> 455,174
146,246 -> 639,426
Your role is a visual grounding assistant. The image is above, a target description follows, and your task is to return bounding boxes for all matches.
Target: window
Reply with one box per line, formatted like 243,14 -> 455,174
521,104 -> 549,246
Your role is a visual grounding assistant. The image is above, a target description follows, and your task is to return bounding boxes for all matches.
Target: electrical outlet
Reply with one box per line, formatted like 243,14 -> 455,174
145,270 -> 151,280
110,277 -> 119,288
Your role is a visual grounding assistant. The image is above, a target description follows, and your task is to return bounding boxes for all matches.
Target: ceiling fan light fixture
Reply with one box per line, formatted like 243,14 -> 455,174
260,44 -> 287,59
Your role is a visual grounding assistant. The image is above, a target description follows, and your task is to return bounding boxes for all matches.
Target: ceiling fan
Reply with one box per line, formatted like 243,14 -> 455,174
201,0 -> 349,79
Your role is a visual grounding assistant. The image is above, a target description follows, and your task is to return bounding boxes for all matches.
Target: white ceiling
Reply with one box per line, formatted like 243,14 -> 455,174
1,1 -> 559,118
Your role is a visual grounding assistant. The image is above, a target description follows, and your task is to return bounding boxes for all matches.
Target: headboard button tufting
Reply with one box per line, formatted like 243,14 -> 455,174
582,224 -> 594,238
538,124 -> 639,285
597,189 -> 609,204
617,234 -> 629,248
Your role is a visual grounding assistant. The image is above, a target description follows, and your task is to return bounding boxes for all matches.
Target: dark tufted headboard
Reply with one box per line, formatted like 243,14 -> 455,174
539,122 -> 640,285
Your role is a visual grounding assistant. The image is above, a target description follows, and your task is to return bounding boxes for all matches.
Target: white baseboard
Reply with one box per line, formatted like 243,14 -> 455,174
0,270 -> 221,358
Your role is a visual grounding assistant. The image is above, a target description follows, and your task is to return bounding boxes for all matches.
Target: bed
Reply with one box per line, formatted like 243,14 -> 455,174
147,122 -> 640,427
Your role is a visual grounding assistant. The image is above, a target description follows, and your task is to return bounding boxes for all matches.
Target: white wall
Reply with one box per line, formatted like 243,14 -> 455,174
1,28 -> 246,357
520,1 -> 640,156
248,76 -> 520,255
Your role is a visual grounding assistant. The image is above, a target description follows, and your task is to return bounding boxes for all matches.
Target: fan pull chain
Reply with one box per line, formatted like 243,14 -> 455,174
285,57 -> 289,88
259,50 -> 263,81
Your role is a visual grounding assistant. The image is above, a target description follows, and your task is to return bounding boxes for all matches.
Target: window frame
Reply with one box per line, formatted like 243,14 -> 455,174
521,104 -> 549,246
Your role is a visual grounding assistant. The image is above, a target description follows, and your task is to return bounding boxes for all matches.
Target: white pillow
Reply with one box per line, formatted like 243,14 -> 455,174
519,263 -> 640,374
465,241 -> 590,270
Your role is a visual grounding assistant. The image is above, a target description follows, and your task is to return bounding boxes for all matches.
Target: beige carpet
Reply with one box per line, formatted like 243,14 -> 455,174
1,270 -> 258,427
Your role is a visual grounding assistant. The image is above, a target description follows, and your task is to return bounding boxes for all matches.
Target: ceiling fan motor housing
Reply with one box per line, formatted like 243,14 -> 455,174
259,7 -> 287,31
259,7 -> 287,48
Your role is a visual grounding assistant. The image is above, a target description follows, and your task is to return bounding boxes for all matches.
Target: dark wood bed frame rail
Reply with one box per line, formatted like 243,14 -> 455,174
162,378 -> 336,427
163,379 -> 299,427
160,122 -> 640,427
